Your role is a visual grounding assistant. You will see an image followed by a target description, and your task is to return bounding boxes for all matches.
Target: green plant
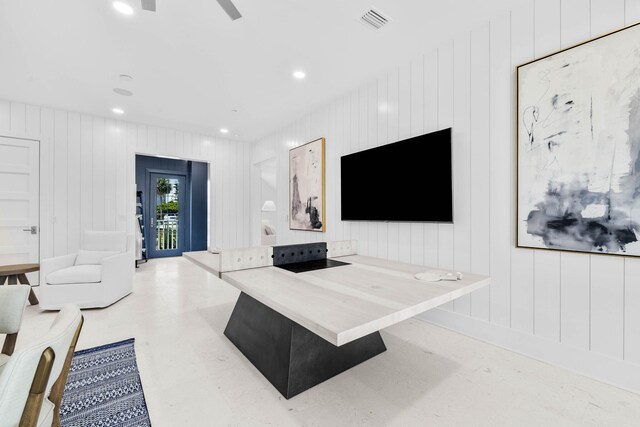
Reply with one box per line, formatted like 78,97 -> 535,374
156,200 -> 179,214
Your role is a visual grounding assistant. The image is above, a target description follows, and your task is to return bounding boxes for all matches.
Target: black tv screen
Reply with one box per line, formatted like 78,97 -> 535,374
341,128 -> 453,222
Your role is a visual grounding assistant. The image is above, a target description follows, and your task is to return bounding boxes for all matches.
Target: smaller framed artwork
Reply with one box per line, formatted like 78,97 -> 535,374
289,138 -> 326,232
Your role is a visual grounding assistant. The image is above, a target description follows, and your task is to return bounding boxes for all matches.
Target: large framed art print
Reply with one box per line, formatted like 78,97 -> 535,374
289,137 -> 326,232
517,23 -> 640,257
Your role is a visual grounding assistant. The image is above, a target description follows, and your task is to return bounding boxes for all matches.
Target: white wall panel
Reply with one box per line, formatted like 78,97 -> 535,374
0,100 -> 251,262
250,0 -> 640,392
558,0 -> 592,353
469,23 -> 491,321
510,0 -> 535,335
533,0 -> 561,341
452,33 -> 472,316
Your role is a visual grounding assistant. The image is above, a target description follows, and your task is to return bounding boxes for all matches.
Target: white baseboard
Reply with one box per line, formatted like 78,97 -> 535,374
417,308 -> 640,394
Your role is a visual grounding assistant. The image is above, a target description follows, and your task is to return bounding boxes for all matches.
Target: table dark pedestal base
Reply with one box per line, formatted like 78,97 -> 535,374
224,292 -> 387,399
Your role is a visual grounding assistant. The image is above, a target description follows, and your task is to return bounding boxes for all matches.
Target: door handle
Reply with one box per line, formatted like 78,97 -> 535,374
22,226 -> 38,235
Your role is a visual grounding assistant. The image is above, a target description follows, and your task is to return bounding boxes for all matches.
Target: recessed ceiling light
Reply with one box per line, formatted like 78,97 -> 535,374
113,1 -> 134,15
293,71 -> 306,79
113,88 -> 133,96
220,128 -> 229,134
112,107 -> 125,115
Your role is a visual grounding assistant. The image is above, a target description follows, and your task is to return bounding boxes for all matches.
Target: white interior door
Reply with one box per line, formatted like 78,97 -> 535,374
0,137 -> 39,283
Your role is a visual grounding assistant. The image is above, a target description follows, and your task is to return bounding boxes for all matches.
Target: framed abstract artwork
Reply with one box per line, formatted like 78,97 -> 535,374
517,23 -> 640,256
289,137 -> 326,232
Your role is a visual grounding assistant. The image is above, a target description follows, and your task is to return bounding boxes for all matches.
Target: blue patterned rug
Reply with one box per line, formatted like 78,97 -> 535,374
60,338 -> 152,427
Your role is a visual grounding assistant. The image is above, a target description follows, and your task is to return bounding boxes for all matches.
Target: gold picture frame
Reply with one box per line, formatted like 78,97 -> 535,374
289,137 -> 326,232
515,23 -> 640,256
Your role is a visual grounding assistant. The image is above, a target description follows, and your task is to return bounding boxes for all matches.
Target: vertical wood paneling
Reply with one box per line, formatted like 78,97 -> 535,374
67,113 -> 81,252
410,57 -> 425,266
157,127 -> 167,155
559,0 -> 592,351
104,120 -> 117,232
423,49 -> 440,268
625,259 -> 640,364
489,10 -> 512,327
452,33 -> 472,316
591,256 -> 624,357
437,42 -> 455,274
533,0 -> 561,341
469,23 -> 491,321
357,87 -> 369,252
367,82 -> 378,256
115,121 -> 127,231
125,123 -> 136,235
91,117 -> 105,231
534,251 -> 561,340
510,0 -> 535,334
437,42 -> 455,311
0,100 -> 10,131
561,253 -> 591,349
53,110 -> 68,255
387,69 -> 400,262
10,102 -> 26,135
348,90 -> 360,249
40,109 -> 54,258
25,105 -> 40,136
166,129 -> 176,156
375,78 -> 388,259
327,101 -> 337,244
398,63 -> 412,263
80,116 -> 93,238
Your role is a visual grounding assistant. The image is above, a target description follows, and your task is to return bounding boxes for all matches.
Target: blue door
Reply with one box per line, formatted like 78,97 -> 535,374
148,173 -> 186,258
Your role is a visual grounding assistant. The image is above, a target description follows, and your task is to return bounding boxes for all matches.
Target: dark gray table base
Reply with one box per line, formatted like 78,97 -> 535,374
224,292 -> 387,399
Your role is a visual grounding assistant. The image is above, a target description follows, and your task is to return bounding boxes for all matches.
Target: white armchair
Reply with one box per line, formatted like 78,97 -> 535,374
39,231 -> 134,310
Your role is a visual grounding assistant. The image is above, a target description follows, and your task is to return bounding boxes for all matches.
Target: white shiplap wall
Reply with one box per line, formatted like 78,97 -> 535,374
251,0 -> 640,392
0,100 -> 251,260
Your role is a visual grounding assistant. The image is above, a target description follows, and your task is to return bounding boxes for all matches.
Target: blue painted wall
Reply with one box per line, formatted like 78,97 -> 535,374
190,161 -> 209,251
135,155 -> 208,256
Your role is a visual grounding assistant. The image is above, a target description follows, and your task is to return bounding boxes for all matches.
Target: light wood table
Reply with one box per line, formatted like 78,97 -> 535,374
219,255 -> 490,398
0,263 -> 40,305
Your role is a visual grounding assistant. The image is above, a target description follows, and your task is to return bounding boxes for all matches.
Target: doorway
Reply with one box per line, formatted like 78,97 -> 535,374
258,158 -> 277,246
0,136 -> 39,283
135,155 -> 209,259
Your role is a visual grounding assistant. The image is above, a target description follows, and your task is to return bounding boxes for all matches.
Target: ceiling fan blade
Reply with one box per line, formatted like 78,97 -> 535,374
216,0 -> 242,20
141,0 -> 156,12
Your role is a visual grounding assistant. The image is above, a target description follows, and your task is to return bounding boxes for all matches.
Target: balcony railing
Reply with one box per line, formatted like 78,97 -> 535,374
156,219 -> 178,250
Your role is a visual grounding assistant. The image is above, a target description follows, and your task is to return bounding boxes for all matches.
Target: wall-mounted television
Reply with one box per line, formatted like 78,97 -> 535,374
341,128 -> 453,223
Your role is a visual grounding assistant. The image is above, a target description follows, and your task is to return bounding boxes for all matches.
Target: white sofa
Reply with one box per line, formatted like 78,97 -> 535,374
39,231 -> 134,310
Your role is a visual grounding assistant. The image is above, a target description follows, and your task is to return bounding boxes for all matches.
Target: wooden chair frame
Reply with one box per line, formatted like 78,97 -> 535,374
17,316 -> 84,427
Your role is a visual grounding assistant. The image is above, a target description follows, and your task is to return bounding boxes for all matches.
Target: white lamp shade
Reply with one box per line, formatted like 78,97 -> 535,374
261,200 -> 277,212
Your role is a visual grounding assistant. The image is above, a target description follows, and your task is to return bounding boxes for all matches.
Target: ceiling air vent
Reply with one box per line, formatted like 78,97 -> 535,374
360,8 -> 390,30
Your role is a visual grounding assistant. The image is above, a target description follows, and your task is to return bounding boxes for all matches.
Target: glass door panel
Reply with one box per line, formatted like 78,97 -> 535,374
148,173 -> 185,257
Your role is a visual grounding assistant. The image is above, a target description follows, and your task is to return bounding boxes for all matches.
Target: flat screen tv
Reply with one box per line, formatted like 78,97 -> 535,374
341,128 -> 453,222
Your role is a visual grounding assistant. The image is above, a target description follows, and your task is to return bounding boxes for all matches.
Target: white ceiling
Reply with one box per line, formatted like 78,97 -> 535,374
0,0 -> 522,142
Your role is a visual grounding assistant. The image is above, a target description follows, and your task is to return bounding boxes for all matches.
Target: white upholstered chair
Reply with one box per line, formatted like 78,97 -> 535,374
0,286 -> 30,372
0,305 -> 83,427
39,231 -> 134,310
